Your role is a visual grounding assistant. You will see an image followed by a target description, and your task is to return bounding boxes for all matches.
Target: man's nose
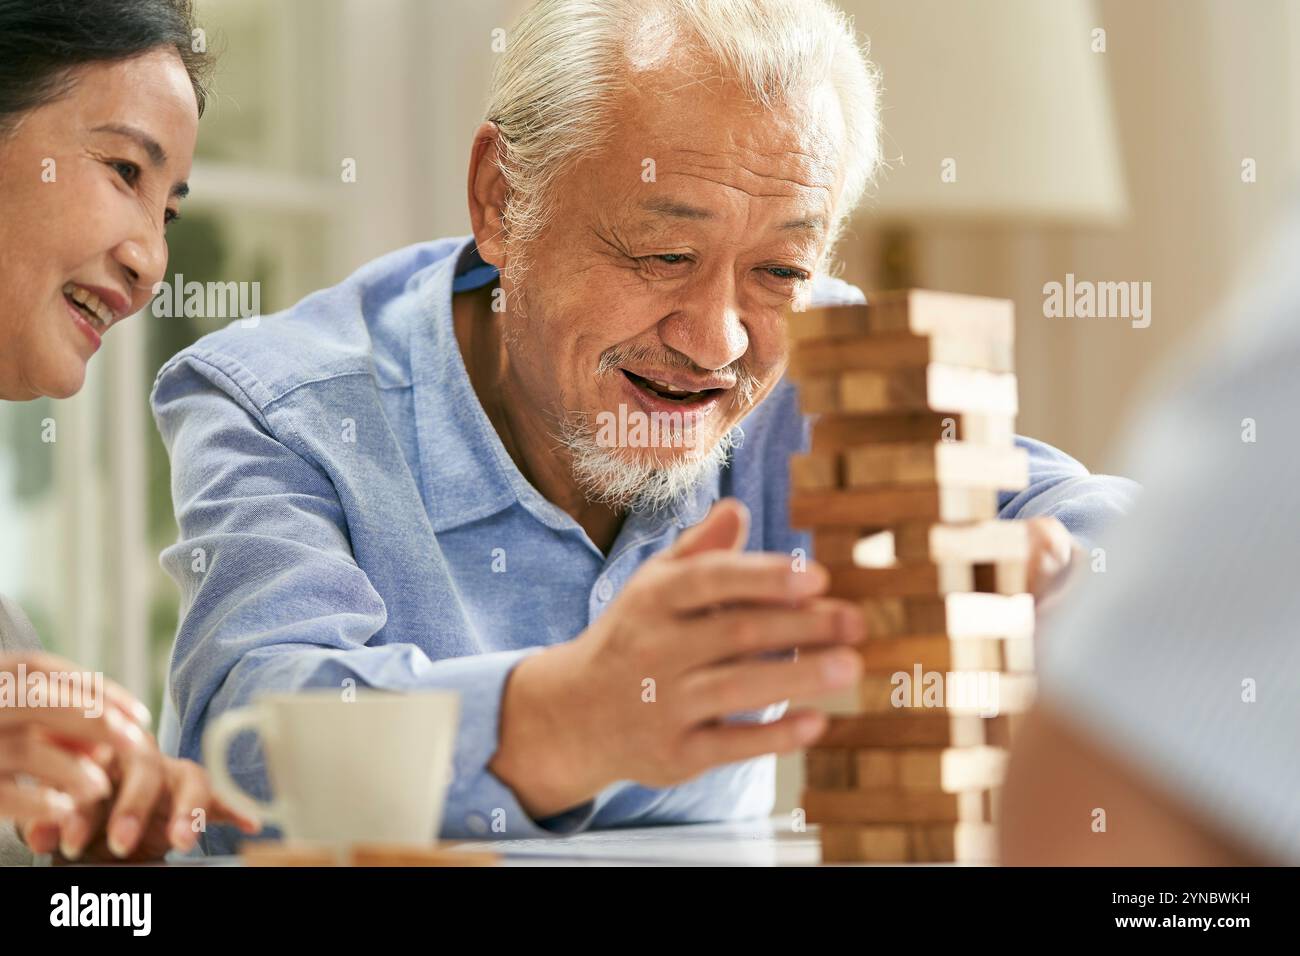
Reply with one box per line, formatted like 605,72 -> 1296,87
658,267 -> 749,371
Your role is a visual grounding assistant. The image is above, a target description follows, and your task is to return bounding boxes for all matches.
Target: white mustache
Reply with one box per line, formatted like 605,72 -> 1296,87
596,345 -> 762,406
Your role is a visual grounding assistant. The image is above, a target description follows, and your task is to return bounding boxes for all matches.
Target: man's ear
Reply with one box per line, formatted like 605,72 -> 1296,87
466,122 -> 511,270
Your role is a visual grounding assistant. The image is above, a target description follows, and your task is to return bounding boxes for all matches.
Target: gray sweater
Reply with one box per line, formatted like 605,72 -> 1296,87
0,594 -> 41,865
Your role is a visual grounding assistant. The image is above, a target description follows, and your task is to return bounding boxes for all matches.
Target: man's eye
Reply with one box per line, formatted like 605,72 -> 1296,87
767,266 -> 810,281
110,160 -> 140,185
653,254 -> 689,264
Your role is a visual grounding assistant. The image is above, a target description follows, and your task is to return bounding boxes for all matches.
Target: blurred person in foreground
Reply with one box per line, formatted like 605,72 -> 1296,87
1002,200 -> 1300,866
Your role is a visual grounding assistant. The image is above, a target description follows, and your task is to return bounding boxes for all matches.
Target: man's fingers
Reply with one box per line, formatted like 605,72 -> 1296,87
678,708 -> 829,772
669,599 -> 864,669
0,730 -> 113,804
660,551 -> 829,614
664,498 -> 750,560
678,647 -> 862,725
104,750 -> 166,859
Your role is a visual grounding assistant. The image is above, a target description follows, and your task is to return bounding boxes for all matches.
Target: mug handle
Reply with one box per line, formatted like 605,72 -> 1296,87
203,707 -> 281,826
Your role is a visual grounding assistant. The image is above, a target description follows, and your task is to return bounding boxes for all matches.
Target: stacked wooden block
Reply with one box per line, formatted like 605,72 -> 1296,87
788,290 -> 1037,864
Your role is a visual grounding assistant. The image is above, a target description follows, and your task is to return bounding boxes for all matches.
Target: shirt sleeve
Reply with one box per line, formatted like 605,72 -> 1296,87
151,353 -> 597,848
1000,435 -> 1140,548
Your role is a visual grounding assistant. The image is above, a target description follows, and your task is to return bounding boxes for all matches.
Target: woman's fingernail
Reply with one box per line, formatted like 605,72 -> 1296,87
169,817 -> 196,849
60,815 -> 89,860
108,815 -> 141,858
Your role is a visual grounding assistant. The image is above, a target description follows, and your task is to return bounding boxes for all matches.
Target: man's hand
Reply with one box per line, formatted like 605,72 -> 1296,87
490,498 -> 865,819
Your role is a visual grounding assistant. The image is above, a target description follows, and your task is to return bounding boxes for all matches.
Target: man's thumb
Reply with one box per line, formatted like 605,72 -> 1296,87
667,498 -> 750,558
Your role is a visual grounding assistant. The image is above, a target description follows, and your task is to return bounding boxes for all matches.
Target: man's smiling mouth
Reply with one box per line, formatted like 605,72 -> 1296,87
620,368 -> 727,405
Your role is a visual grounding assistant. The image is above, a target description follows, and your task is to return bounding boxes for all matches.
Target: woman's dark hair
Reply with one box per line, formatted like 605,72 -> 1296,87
0,0 -> 211,133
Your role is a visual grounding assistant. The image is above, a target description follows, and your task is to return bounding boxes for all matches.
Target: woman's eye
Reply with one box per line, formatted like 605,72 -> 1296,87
767,266 -> 810,281
111,160 -> 140,185
164,209 -> 180,227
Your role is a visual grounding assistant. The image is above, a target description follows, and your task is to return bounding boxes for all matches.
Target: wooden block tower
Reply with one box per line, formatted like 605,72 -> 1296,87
786,290 -> 1036,864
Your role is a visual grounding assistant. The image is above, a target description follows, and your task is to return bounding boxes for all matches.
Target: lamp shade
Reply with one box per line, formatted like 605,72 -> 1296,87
845,0 -> 1129,226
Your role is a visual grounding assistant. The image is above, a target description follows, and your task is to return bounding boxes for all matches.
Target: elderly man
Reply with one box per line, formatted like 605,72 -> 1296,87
152,0 -> 1136,851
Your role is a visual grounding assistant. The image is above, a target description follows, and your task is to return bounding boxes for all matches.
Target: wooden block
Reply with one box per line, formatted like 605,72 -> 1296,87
811,413 -> 1016,451
851,746 -> 1009,793
924,365 -> 1019,417
900,592 -> 1035,639
788,332 -> 933,376
961,413 -> 1017,447
239,842 -> 500,867
820,822 -> 998,863
795,375 -> 840,413
805,748 -> 856,789
790,452 -> 840,490
787,305 -> 871,342
811,528 -> 871,565
349,844 -> 501,867
974,561 -> 1030,595
861,667 -> 1035,717
241,843 -> 337,867
789,487 -> 998,528
843,441 -> 1029,490
855,597 -> 909,636
789,328 -> 1014,376
1002,634 -> 1036,672
830,365 -> 1017,417
894,520 -> 1030,564
856,634 -> 1006,672
819,824 -> 909,862
867,289 -> 1015,344
855,671 -> 1037,715
827,562 -> 975,600
817,712 -> 1008,749
802,786 -> 994,824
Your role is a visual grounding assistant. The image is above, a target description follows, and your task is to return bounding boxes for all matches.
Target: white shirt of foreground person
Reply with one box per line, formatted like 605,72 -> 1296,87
1033,198 -> 1300,864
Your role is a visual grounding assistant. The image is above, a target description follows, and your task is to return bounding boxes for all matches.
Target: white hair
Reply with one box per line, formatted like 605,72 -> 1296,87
485,0 -> 882,273
555,415 -> 743,515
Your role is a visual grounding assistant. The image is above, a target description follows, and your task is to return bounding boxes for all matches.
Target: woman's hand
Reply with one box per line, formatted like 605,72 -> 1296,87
22,753 -> 261,862
0,652 -> 152,828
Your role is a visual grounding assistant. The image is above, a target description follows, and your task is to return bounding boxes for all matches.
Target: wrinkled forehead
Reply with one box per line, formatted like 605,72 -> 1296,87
604,66 -> 847,229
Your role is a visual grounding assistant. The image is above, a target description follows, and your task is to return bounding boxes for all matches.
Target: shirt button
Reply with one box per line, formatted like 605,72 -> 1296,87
465,813 -> 489,836
595,579 -> 615,603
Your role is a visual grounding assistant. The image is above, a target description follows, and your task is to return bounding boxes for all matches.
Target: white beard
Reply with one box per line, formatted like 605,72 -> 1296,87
555,416 -> 740,515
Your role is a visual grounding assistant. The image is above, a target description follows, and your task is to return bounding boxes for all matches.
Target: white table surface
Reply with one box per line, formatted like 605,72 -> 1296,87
145,816 -> 826,867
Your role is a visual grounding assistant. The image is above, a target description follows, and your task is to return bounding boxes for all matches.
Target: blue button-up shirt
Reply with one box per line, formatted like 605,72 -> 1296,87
152,235 -> 1139,853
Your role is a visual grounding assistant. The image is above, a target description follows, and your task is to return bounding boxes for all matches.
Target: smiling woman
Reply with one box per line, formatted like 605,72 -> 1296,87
0,1 -> 262,867
0,0 -> 210,401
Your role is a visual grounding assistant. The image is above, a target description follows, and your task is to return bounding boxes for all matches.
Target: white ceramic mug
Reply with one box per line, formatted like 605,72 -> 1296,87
203,689 -> 460,846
